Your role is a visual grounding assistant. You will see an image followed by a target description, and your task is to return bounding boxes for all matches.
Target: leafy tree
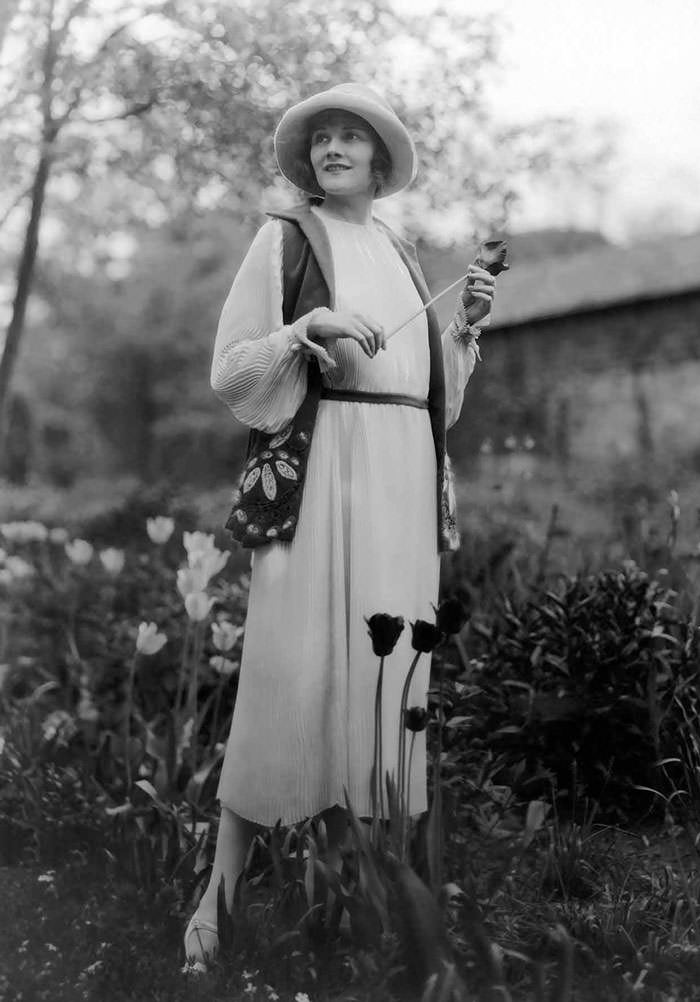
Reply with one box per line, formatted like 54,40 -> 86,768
0,0 -> 613,455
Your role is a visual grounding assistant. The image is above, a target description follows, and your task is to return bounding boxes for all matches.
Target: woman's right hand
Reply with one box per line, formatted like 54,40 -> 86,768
307,310 -> 385,358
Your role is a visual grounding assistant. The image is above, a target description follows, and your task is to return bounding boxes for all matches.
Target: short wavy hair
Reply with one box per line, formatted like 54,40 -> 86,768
293,110 -> 393,199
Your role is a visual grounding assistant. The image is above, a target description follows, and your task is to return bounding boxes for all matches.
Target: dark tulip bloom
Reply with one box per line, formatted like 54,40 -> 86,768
411,620 -> 443,653
434,598 -> 469,636
404,706 -> 429,732
476,238 -> 509,276
365,613 -> 405,657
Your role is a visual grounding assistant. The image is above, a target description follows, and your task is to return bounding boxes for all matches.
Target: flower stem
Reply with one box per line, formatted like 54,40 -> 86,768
403,731 -> 417,858
371,656 -> 386,824
434,660 -> 445,887
187,623 -> 204,771
398,651 -> 421,829
174,620 -> 191,733
377,656 -> 385,823
209,675 -> 225,758
124,656 -> 137,792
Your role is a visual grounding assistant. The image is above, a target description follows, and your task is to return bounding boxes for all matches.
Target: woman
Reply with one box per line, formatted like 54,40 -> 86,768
185,83 -> 496,967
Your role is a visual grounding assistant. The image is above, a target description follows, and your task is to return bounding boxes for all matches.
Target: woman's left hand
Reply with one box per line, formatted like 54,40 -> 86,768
461,264 -> 497,325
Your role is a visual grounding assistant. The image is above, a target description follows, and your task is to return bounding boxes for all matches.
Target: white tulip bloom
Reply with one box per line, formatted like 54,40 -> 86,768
65,539 -> 94,566
135,621 -> 168,655
146,516 -> 175,544
99,548 -> 125,575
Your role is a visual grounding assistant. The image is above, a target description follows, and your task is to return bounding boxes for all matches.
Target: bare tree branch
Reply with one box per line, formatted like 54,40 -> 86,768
83,95 -> 158,124
0,183 -> 33,232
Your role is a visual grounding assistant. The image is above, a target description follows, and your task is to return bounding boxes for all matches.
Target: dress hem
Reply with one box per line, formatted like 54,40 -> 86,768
216,796 -> 429,828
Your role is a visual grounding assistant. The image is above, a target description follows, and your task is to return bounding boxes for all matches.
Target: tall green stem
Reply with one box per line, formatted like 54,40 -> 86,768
187,622 -> 204,772
124,656 -> 137,792
398,651 -> 421,828
434,660 -> 445,887
174,620 -> 191,733
403,731 -> 417,859
208,674 -> 225,758
371,656 -> 386,822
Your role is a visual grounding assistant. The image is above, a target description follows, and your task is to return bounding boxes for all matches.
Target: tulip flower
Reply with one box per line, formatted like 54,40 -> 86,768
48,527 -> 69,545
211,621 -> 241,652
146,516 -> 175,544
403,706 -> 429,732
185,591 -> 216,622
402,706 -> 430,845
410,620 -> 443,653
5,556 -> 35,579
193,547 -> 229,583
135,621 -> 168,655
77,694 -> 99,723
177,566 -> 209,599
365,613 -> 405,657
65,539 -> 94,566
0,520 -> 48,543
183,531 -> 216,564
434,597 -> 469,636
209,655 -> 239,677
99,548 -> 125,575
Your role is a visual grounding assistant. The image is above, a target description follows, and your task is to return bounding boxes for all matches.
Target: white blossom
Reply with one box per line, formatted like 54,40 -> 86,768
65,539 -> 94,566
4,556 -> 35,579
99,548 -> 125,575
135,621 -> 167,655
183,531 -> 216,564
185,591 -> 216,622
211,621 -> 241,652
0,520 -> 48,543
146,516 -> 175,544
177,566 -> 209,599
209,655 -> 239,677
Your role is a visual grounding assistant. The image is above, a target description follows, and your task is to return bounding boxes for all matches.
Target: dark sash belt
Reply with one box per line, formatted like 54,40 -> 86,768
320,388 -> 429,409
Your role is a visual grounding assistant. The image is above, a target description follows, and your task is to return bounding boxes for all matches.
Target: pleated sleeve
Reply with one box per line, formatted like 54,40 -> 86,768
441,307 -> 488,431
210,219 -> 332,434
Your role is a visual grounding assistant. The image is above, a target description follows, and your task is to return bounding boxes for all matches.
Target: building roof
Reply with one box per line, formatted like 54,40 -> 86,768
487,231 -> 700,329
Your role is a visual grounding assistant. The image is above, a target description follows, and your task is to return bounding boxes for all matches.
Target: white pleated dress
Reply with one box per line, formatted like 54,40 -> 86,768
212,206 -> 480,826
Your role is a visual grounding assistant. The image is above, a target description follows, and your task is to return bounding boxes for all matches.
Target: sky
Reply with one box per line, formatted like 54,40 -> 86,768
393,0 -> 700,240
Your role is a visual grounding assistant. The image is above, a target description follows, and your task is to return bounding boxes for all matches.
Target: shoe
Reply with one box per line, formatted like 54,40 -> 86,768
183,914 -> 219,973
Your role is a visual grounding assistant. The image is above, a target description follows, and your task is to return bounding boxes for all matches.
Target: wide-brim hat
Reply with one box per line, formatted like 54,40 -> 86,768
273,83 -> 417,199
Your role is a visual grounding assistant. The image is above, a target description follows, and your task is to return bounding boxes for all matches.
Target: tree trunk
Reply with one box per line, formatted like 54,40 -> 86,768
0,143 -> 53,441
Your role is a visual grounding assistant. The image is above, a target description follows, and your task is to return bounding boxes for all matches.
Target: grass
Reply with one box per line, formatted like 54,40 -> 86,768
4,819 -> 700,1001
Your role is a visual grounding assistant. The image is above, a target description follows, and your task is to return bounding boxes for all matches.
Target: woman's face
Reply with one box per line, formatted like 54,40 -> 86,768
308,111 -> 377,198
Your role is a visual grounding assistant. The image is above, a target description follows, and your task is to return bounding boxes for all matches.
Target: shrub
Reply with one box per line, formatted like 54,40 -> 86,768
447,562 -> 699,821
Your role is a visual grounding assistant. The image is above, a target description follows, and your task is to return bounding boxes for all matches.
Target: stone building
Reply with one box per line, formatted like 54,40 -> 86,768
426,232 -> 700,473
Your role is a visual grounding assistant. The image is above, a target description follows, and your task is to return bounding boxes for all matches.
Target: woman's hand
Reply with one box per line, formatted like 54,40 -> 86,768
460,264 -> 497,325
307,310 -> 385,358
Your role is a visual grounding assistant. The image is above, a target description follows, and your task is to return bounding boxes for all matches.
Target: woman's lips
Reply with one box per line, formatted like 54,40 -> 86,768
323,164 -> 351,172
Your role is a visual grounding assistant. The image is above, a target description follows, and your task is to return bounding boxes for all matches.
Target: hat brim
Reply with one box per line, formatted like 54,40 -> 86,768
274,91 -> 416,199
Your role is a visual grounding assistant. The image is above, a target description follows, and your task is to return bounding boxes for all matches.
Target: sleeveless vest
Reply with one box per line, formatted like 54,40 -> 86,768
225,204 -> 458,553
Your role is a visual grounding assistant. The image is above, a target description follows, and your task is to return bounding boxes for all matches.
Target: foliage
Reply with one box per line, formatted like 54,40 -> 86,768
444,561 -> 700,821
3,489 -> 700,998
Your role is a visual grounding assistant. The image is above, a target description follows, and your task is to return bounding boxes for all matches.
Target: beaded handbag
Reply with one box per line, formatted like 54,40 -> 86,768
226,220 -> 329,547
